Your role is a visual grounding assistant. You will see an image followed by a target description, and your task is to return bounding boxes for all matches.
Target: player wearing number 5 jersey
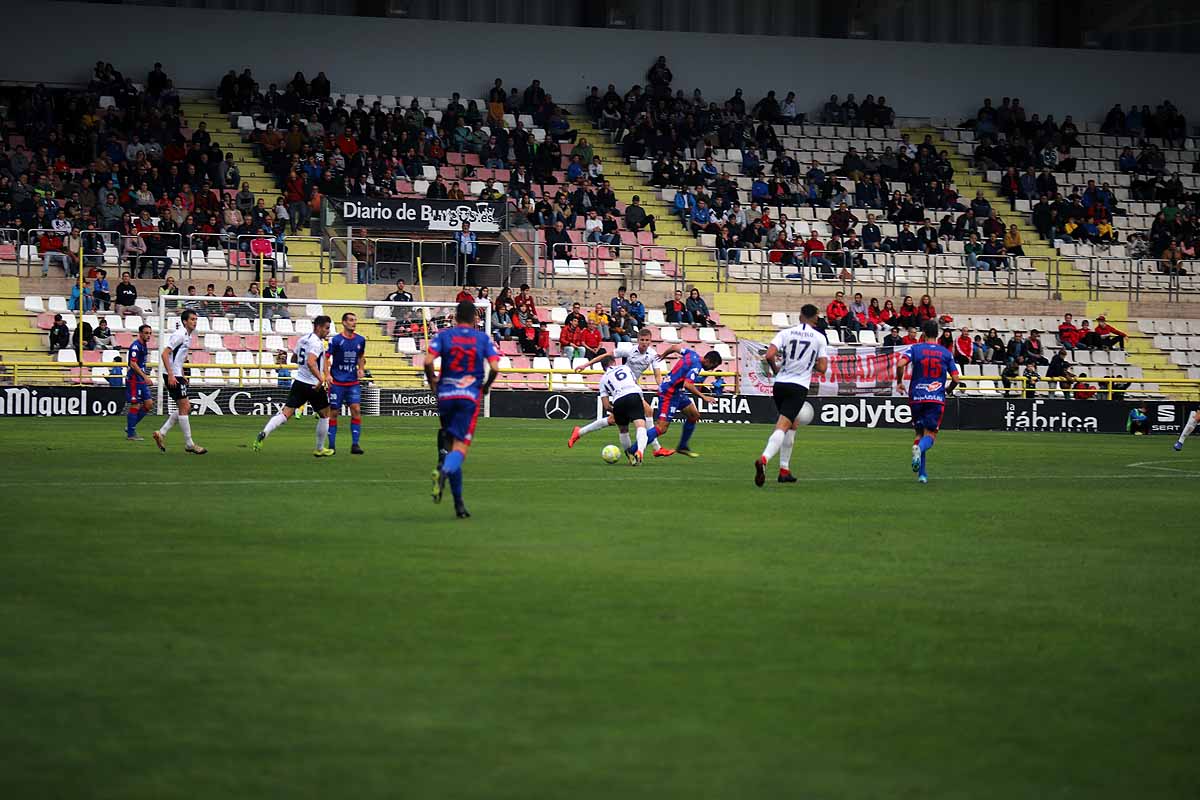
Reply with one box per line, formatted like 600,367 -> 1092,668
253,315 -> 335,457
755,304 -> 829,486
896,319 -> 960,483
326,312 -> 367,455
425,301 -> 502,519
152,309 -> 207,454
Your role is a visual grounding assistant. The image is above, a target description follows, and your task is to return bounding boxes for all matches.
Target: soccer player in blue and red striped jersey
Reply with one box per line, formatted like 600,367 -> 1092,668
326,312 -> 367,455
424,301 -> 502,518
125,324 -> 154,441
896,319 -> 960,484
654,347 -> 722,457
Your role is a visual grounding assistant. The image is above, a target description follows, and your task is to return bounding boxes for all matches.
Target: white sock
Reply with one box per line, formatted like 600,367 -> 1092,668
177,415 -> 194,448
761,429 -> 786,463
780,429 -> 796,470
316,417 -> 330,450
619,431 -> 632,451
1181,415 -> 1198,443
158,412 -> 178,436
636,426 -> 648,455
262,412 -> 288,437
645,418 -> 663,451
580,417 -> 609,436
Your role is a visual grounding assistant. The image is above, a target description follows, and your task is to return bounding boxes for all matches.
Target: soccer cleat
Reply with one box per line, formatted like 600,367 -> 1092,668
754,457 -> 766,487
635,451 -> 643,466
911,444 -> 921,473
1175,441 -> 1184,451
351,444 -> 365,455
185,445 -> 207,455
676,447 -> 698,458
454,501 -> 471,519
626,449 -> 637,466
567,426 -> 581,448
312,448 -> 335,458
778,470 -> 797,484
918,475 -> 928,484
654,448 -> 675,457
152,431 -> 166,452
252,432 -> 265,452
126,435 -> 144,442
431,468 -> 445,504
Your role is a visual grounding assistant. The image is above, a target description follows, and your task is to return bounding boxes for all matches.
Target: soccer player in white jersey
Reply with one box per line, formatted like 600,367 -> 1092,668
568,328 -> 675,455
597,355 -> 651,465
755,303 -> 829,486
152,309 -> 207,454
1174,408 -> 1200,451
253,315 -> 336,457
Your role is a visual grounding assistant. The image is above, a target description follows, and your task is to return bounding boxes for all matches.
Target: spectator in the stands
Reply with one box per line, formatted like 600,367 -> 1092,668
826,291 -> 861,337
882,326 -> 904,347
804,232 -> 834,278
937,327 -> 954,351
686,289 -> 713,327
982,234 -> 1008,274
544,220 -> 572,261
610,307 -> 635,343
93,318 -> 115,350
1024,330 -> 1049,365
68,279 -> 92,313
1073,373 -> 1097,400
953,327 -> 973,367
1094,315 -> 1126,350
982,328 -> 1006,363
580,319 -> 604,359
559,317 -> 584,360
664,290 -> 689,324
624,195 -> 655,235
1058,313 -> 1082,350
48,314 -> 70,353
848,292 -> 873,332
915,294 -> 937,323
588,303 -> 610,340
627,292 -> 646,326
91,269 -> 111,311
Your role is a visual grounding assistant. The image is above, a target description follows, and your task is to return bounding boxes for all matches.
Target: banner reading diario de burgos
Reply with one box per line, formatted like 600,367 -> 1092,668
333,198 -> 506,232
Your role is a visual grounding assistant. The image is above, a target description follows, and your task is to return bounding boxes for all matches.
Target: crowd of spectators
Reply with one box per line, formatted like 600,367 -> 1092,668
0,62 -> 288,281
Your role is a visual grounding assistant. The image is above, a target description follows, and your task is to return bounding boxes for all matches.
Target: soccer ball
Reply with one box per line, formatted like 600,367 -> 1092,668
601,445 -> 622,464
797,401 -> 815,426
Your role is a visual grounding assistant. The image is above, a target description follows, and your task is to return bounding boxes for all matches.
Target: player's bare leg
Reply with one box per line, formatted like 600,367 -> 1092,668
1176,410 -> 1199,451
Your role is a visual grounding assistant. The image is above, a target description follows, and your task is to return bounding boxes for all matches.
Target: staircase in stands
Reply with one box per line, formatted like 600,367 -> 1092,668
907,126 -> 1187,388
568,113 -> 770,341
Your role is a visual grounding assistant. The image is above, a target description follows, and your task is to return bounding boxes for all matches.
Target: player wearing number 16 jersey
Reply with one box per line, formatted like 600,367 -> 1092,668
425,301 -> 502,519
597,356 -> 650,465
755,304 -> 829,486
896,319 -> 960,483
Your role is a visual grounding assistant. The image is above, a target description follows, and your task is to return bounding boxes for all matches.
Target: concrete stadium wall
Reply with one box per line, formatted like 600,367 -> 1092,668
8,2 -> 1200,123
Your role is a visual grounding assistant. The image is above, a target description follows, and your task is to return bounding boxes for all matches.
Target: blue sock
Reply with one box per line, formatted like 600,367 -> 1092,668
918,435 -> 934,476
327,420 -> 338,449
135,409 -> 147,426
126,412 -> 138,437
351,418 -> 361,445
645,426 -> 658,443
678,420 -> 696,450
448,469 -> 463,502
442,449 -> 464,476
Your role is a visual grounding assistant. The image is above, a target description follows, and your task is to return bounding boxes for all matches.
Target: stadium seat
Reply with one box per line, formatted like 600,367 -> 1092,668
826,328 -> 842,345
304,304 -> 324,318
203,333 -> 223,351
265,335 -> 285,351
275,319 -> 295,334
294,319 -> 314,334
48,296 -> 68,313
211,317 -> 233,334
660,326 -> 680,343
397,337 -> 419,355
550,307 -> 568,324
698,327 -> 718,344
23,296 -> 44,312
232,318 -> 253,334
771,312 -> 790,328
215,351 -> 235,365
858,330 -> 879,346
102,349 -> 122,363
56,349 -> 78,364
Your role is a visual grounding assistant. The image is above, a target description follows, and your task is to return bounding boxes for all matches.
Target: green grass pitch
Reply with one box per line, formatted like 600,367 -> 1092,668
1,416 -> 1198,799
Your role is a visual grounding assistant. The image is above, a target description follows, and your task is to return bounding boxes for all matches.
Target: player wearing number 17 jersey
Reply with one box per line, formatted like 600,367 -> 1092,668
755,304 -> 829,486
425,301 -> 502,519
896,319 -> 960,483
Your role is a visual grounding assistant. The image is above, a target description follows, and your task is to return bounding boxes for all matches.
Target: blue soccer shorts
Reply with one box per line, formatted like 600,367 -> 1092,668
655,385 -> 694,421
328,383 -> 362,409
911,401 -> 946,433
438,396 -> 481,444
127,380 -> 151,404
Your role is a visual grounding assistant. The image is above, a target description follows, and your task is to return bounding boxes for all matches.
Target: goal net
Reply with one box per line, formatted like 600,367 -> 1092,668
152,294 -> 492,417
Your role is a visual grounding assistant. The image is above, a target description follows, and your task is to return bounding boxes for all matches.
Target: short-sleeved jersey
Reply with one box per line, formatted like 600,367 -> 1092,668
293,333 -> 327,386
600,363 -> 642,403
328,332 -> 366,385
428,324 -> 500,402
126,339 -> 148,383
162,327 -> 190,378
660,347 -> 703,394
904,342 -> 959,404
612,341 -> 663,378
770,323 -> 828,386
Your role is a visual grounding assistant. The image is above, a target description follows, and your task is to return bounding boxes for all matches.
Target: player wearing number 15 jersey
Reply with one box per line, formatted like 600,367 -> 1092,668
326,312 -> 367,455
755,304 -> 829,486
425,301 -> 502,519
896,319 -> 960,483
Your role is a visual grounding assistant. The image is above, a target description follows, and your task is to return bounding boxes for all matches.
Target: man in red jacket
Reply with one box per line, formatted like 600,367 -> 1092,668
559,317 -> 583,359
1057,313 -> 1082,350
580,319 -> 604,358
825,290 -> 861,338
1094,314 -> 1126,350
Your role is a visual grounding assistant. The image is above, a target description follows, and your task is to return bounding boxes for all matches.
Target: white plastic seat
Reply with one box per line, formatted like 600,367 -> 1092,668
275,319 -> 295,334
659,326 -> 680,343
648,309 -> 667,326
294,319 -> 313,334
825,328 -> 842,345
124,315 -> 143,331
91,367 -> 111,385
770,312 -> 790,327
698,327 -> 718,343
397,337 -> 419,355
214,350 -> 235,365
235,351 -> 256,366
48,296 -> 68,313
232,317 -> 254,334
211,317 -> 233,334
102,349 -> 123,363
203,333 -> 223,350
56,349 -> 78,363
304,304 -> 324,318
550,307 -> 568,324
373,305 -> 391,320
265,335 -> 286,351
23,296 -> 44,312
194,316 -> 211,334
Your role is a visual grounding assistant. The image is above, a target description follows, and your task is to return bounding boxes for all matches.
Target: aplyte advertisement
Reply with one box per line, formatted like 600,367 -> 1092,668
0,386 -> 126,416
332,198 -> 506,232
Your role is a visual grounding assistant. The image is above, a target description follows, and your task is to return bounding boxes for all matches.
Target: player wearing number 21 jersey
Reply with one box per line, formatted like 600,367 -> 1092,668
755,304 -> 829,486
896,319 -> 960,483
425,301 -> 502,519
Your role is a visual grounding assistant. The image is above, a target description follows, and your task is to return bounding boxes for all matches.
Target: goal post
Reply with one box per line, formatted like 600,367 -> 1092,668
153,293 -> 493,416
